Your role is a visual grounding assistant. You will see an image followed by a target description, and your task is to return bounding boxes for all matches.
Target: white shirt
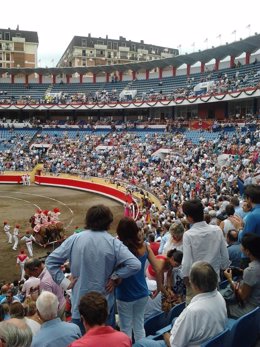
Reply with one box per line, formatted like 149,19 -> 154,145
22,276 -> 40,296
4,224 -> 10,232
170,290 -> 227,347
181,221 -> 230,278
21,234 -> 36,244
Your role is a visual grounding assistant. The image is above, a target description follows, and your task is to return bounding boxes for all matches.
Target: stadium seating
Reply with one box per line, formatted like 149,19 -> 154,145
200,328 -> 230,347
225,307 -> 260,347
144,301 -> 185,337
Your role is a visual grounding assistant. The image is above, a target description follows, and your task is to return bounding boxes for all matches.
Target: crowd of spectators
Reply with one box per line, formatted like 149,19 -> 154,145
0,116 -> 260,346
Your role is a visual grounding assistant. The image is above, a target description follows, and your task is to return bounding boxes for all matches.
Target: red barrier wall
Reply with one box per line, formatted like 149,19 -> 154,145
34,175 -> 133,204
0,175 -> 22,184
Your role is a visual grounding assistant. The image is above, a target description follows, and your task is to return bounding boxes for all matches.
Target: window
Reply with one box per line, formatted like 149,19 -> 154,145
113,42 -> 118,50
6,53 -> 10,61
82,49 -> 86,56
107,41 -> 112,49
5,32 -> 10,41
0,43 -> 2,50
131,44 -> 136,51
81,39 -> 86,46
97,40 -> 104,45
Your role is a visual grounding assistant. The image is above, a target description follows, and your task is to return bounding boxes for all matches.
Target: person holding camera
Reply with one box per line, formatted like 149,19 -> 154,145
224,233 -> 260,318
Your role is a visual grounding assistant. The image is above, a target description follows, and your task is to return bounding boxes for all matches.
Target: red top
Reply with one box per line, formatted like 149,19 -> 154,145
18,254 -> 28,262
147,255 -> 167,278
68,326 -> 131,347
149,242 -> 160,256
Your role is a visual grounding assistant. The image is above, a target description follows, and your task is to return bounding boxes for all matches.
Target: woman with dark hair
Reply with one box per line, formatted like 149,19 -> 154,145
219,204 -> 243,236
224,233 -> 260,318
115,217 -> 162,342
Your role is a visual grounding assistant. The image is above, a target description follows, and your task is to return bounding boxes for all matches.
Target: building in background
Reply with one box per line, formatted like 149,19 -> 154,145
0,27 -> 38,69
57,34 -> 178,68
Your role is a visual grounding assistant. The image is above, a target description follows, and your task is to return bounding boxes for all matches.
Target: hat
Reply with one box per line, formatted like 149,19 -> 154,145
15,224 -> 20,228
3,221 -> 7,224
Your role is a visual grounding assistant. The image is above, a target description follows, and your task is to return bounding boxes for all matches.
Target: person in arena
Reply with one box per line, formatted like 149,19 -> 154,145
16,249 -> 29,281
21,230 -> 36,257
68,291 -> 131,347
12,224 -> 20,251
3,221 -> 12,244
45,204 -> 141,333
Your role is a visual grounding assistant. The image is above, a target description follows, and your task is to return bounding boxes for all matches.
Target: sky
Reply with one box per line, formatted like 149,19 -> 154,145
2,0 -> 260,67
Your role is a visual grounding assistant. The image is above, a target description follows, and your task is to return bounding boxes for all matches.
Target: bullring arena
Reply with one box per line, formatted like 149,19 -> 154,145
0,26 -> 260,347
0,180 -> 125,282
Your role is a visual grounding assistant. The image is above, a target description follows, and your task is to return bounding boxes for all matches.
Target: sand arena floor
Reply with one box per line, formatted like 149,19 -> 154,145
0,184 -> 123,283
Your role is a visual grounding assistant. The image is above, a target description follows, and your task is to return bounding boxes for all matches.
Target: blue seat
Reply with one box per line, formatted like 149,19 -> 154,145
200,328 -> 230,347
226,307 -> 260,347
144,301 -> 185,337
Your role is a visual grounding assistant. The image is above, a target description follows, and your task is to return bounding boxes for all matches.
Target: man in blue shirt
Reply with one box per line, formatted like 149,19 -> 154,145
31,291 -> 81,347
46,204 -> 141,333
239,184 -> 260,239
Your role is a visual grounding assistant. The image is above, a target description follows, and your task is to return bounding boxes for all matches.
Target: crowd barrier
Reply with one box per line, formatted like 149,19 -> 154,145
0,174 -> 22,184
34,175 -> 134,205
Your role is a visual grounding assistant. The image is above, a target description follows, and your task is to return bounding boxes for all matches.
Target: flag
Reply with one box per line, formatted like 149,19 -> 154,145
237,177 -> 245,196
191,42 -> 195,47
216,34 -> 221,39
204,38 -> 208,43
246,24 -> 251,29
232,30 -> 236,35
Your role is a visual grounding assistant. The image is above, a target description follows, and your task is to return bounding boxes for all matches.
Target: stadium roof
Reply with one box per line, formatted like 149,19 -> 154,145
1,33 -> 260,76
0,28 -> 38,43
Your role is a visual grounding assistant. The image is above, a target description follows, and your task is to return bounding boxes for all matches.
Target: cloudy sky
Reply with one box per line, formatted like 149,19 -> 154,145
2,0 -> 260,66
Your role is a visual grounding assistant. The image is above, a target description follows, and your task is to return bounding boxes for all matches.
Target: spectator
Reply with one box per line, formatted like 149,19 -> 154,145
134,261 -> 227,347
24,258 -> 66,317
0,318 -> 32,347
0,289 -> 20,305
226,230 -> 242,268
9,301 -> 41,336
181,199 -> 230,300
68,291 -> 131,347
239,184 -> 260,239
31,291 -> 81,347
224,233 -> 260,318
219,204 -> 243,236
147,233 -> 160,256
162,221 -> 184,254
115,217 -> 161,342
46,205 -> 141,333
